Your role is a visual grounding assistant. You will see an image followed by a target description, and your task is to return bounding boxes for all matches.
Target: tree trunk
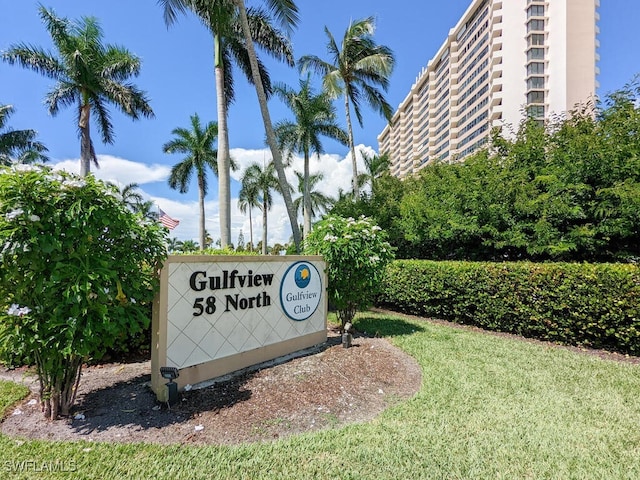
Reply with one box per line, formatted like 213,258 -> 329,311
262,200 -> 268,255
60,358 -> 82,417
214,34 -> 232,248
248,207 -> 254,252
35,354 -> 83,420
344,95 -> 359,200
79,103 -> 92,177
198,175 -> 206,250
233,0 -> 302,252
303,151 -> 311,238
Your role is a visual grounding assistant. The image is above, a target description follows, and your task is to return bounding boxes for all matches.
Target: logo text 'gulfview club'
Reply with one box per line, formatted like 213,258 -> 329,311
280,262 -> 322,321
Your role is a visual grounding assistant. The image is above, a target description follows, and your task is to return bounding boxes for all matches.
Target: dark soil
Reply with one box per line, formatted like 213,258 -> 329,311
0,328 -> 422,445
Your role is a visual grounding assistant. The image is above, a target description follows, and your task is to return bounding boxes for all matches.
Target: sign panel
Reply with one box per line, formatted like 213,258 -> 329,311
280,261 -> 323,321
151,255 -> 327,397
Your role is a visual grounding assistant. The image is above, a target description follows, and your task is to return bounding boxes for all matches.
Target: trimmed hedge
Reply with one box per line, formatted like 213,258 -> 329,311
377,260 -> 640,355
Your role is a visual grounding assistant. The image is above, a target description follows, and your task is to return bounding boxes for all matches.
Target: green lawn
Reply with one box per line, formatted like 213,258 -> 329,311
1,311 -> 639,479
0,380 -> 29,417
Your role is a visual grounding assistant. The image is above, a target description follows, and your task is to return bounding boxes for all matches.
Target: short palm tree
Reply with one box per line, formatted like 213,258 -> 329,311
163,113 -> 219,251
2,6 -> 154,176
133,200 -> 160,221
240,161 -> 280,255
180,239 -> 200,252
292,171 -> 333,225
0,104 -> 48,165
159,0 -> 294,249
274,76 -> 347,238
299,17 -> 395,199
238,178 -> 262,252
356,151 -> 391,194
114,182 -> 145,212
166,237 -> 184,253
107,181 -> 158,220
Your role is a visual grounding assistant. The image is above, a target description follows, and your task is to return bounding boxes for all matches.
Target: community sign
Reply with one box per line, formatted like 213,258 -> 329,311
151,255 -> 327,397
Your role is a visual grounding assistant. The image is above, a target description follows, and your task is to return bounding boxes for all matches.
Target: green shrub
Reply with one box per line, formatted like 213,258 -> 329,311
378,260 -> 640,355
305,215 -> 394,328
0,165 -> 167,419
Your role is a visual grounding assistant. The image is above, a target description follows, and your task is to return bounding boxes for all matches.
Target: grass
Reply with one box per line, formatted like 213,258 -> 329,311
0,380 -> 29,417
1,311 -> 640,479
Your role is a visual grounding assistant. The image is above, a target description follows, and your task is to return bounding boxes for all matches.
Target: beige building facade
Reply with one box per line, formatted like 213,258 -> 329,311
378,0 -> 599,178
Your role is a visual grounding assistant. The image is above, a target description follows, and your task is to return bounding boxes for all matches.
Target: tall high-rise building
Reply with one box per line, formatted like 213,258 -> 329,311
378,0 -> 599,179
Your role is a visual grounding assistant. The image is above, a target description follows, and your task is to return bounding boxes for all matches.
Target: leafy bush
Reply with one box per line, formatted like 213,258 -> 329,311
378,260 -> 640,355
327,82 -> 640,262
0,165 -> 167,419
305,215 -> 394,328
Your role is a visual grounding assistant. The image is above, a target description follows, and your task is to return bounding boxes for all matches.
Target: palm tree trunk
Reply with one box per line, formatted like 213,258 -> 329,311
261,200 -> 268,255
198,174 -> 206,250
248,207 -> 254,252
344,95 -> 359,200
303,152 -> 311,238
79,103 -> 92,177
233,0 -> 302,252
214,34 -> 232,249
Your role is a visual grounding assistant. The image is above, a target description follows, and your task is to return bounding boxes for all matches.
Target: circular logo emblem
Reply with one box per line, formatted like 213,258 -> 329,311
294,264 -> 311,288
280,261 -> 322,321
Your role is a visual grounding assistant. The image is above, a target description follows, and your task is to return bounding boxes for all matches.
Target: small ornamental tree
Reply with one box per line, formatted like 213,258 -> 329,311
304,215 -> 394,329
0,165 -> 167,420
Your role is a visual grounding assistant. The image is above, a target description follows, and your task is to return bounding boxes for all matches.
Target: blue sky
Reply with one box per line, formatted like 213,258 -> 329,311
1,0 -> 638,246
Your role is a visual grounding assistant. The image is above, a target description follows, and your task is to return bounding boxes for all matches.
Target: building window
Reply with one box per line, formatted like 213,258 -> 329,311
527,91 -> 545,104
527,5 -> 545,18
528,34 -> 545,46
527,19 -> 545,32
527,62 -> 545,75
527,105 -> 545,118
527,47 -> 545,61
527,76 -> 545,89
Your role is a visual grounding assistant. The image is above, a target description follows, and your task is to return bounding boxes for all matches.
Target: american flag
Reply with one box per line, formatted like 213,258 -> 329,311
158,208 -> 180,230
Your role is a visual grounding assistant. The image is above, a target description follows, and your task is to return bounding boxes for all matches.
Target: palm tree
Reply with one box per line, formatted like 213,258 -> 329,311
108,181 -> 160,221
180,239 -> 200,252
2,7 -> 153,176
159,0 -> 293,249
134,199 -> 160,221
232,0 -> 303,251
167,237 -> 184,253
299,17 -> 395,199
110,182 -> 144,211
274,76 -> 347,238
0,104 -> 48,165
292,171 -> 333,226
356,151 -> 391,194
163,113 -> 219,251
238,177 -> 261,252
240,161 -> 280,254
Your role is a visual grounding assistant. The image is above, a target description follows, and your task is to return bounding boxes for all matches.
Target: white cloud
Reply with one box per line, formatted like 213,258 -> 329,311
230,144 -> 375,199
51,146 -> 377,248
52,155 -> 171,186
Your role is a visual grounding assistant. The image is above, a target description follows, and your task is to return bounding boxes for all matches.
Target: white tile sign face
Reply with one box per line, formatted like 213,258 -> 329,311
164,258 -> 326,370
